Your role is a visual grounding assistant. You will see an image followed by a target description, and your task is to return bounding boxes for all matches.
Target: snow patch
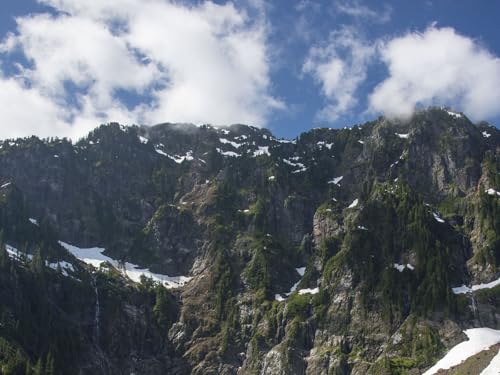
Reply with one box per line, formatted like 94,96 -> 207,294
268,175 -> 276,181
155,148 -> 168,157
393,263 -> 415,272
219,138 -> 243,148
357,140 -> 364,144
29,218 -> 38,226
292,166 -> 307,174
139,136 -> 149,144
423,328 -> 500,375
274,294 -> 286,302
277,138 -> 295,144
482,131 -> 492,138
433,212 -> 445,223
217,148 -> 241,157
6,244 -> 33,261
446,110 -> 463,118
298,287 -> 319,295
155,147 -> 194,163
47,260 -> 75,277
486,188 -> 500,197
59,241 -> 192,288
452,277 -> 500,295
348,199 -> 358,208
1,182 -> 11,189
253,146 -> 270,157
283,158 -> 307,173
395,133 -> 409,139
296,267 -> 306,277
393,263 -> 405,272
328,176 -> 343,185
317,141 -> 333,150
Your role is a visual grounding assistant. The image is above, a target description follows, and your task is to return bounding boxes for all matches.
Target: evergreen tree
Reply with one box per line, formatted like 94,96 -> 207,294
153,286 -> 171,332
0,230 -> 9,268
33,357 -> 44,375
45,352 -> 55,375
30,247 -> 45,275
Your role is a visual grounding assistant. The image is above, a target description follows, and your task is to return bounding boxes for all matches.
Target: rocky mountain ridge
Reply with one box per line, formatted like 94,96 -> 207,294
0,107 -> 499,374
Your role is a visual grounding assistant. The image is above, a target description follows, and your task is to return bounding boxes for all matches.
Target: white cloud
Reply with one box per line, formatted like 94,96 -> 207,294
369,26 -> 500,120
0,77 -> 67,139
303,27 -> 375,121
335,0 -> 392,23
0,0 -> 281,139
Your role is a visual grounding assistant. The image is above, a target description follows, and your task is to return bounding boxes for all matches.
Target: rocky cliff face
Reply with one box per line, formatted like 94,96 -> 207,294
0,107 -> 498,374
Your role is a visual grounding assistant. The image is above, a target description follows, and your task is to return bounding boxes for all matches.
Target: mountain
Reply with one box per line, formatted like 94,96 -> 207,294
0,107 -> 499,374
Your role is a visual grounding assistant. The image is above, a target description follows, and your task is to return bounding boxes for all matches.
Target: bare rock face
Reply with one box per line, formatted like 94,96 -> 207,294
313,208 -> 344,244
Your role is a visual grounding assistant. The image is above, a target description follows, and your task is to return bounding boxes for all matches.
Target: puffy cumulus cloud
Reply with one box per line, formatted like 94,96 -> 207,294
303,27 -> 375,121
0,0 -> 281,140
7,13 -> 158,109
0,77 -> 68,139
369,26 -> 500,120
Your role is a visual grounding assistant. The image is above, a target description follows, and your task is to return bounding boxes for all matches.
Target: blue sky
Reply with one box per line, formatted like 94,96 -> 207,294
0,0 -> 499,140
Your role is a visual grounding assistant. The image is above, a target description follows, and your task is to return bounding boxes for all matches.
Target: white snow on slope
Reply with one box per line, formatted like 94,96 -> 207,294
274,266 -> 312,301
433,212 -> 445,223
59,241 -> 191,289
447,110 -> 463,119
219,138 -> 243,148
6,244 -> 76,277
317,141 -> 333,150
282,158 -> 307,173
274,138 -> 296,144
358,140 -> 364,144
47,260 -> 75,277
155,148 -> 168,157
155,147 -> 194,163
393,263 -> 415,272
482,131 -> 492,138
283,158 -> 304,168
298,287 -> 319,295
348,199 -> 359,208
6,244 -> 33,261
395,133 -> 409,139
486,188 -> 500,196
216,148 -> 240,157
253,146 -> 270,157
139,136 -> 149,144
328,176 -> 343,185
452,277 -> 500,295
0,182 -> 11,189
481,347 -> 500,374
274,294 -> 286,302
292,166 -> 307,174
296,267 -> 306,277
423,328 -> 500,375
29,218 -> 39,226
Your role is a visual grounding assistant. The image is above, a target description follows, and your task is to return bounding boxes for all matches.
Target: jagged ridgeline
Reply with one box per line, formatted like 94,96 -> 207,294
0,107 -> 498,374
